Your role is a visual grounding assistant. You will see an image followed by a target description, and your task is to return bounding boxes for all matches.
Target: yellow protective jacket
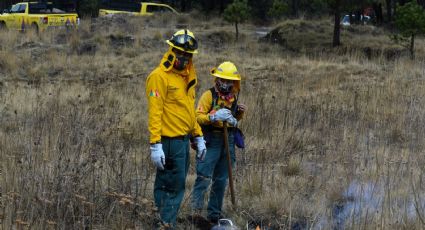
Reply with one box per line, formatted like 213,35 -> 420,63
146,49 -> 203,144
196,89 -> 244,128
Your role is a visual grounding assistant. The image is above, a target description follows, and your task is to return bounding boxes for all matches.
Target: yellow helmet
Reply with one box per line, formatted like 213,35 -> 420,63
211,61 -> 241,81
166,29 -> 198,54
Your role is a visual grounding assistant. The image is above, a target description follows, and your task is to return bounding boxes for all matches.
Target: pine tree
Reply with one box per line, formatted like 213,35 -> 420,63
267,0 -> 289,20
394,0 -> 425,59
223,0 -> 251,41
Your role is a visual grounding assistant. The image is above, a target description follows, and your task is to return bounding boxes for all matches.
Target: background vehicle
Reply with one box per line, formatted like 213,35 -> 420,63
0,2 -> 79,32
99,1 -> 178,17
341,14 -> 371,26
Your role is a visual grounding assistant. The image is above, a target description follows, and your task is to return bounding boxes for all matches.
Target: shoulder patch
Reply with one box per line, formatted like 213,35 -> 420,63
149,89 -> 161,98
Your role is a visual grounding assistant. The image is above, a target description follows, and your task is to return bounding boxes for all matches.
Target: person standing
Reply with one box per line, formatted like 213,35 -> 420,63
146,29 -> 207,229
191,61 -> 246,224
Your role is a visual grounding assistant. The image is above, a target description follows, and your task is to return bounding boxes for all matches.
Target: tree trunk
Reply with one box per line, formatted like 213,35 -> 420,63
386,0 -> 392,22
398,0 -> 407,6
235,22 -> 239,41
181,0 -> 187,12
76,0 -> 81,17
393,0 -> 397,17
355,10 -> 362,24
372,3 -> 383,25
349,12 -> 354,25
333,0 -> 341,47
410,34 -> 415,60
219,0 -> 229,14
292,0 -> 299,17
219,0 -> 224,14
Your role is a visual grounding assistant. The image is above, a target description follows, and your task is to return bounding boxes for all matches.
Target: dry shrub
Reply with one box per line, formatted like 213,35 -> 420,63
176,14 -> 190,27
0,51 -> 18,74
200,30 -> 235,47
284,157 -> 301,176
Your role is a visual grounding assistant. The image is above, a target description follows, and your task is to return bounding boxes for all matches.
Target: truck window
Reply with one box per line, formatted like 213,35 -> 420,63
101,1 -> 141,12
18,4 -> 26,13
29,3 -> 54,14
146,5 -> 172,13
10,4 -> 22,13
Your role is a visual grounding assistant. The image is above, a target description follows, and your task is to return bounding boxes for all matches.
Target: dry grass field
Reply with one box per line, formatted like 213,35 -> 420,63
1,13 -> 425,229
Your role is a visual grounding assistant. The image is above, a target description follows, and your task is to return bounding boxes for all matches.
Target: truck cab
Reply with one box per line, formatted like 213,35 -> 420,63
0,2 -> 79,32
99,2 -> 178,17
1,3 -> 27,29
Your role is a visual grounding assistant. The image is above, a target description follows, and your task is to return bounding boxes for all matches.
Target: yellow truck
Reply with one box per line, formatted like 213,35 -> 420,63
99,2 -> 178,17
0,2 -> 79,32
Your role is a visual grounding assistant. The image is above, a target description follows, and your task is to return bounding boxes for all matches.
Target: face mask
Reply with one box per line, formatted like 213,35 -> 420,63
216,79 -> 234,94
173,54 -> 190,71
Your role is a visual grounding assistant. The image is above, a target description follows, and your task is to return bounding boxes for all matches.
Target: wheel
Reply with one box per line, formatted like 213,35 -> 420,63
30,23 -> 39,34
0,22 -> 7,31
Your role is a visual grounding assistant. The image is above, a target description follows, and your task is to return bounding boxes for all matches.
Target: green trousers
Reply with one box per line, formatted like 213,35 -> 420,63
191,131 -> 235,221
154,136 -> 190,227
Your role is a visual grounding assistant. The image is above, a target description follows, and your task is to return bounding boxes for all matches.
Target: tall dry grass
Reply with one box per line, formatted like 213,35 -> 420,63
1,15 -> 425,229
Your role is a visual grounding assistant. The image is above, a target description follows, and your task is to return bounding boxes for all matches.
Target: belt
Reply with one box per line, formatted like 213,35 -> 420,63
162,135 -> 189,140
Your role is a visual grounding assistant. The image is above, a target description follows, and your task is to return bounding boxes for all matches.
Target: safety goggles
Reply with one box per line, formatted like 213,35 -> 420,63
173,48 -> 193,58
169,33 -> 198,52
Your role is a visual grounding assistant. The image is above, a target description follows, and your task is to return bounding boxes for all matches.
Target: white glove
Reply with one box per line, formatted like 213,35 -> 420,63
226,116 -> 238,126
194,136 -> 207,161
210,109 -> 232,122
150,143 -> 165,170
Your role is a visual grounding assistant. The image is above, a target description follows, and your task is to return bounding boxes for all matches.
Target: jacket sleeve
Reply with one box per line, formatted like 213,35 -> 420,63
192,118 -> 203,137
191,88 -> 204,137
146,72 -> 167,144
196,90 -> 213,126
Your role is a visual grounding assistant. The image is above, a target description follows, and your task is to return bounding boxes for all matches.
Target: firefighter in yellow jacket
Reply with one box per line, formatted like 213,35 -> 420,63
145,29 -> 207,228
191,61 -> 246,224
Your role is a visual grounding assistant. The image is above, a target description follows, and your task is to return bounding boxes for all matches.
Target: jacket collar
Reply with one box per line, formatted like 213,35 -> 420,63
159,48 -> 197,90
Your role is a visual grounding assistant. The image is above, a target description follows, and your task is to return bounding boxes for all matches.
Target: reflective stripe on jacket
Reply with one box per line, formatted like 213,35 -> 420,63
146,49 -> 202,143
